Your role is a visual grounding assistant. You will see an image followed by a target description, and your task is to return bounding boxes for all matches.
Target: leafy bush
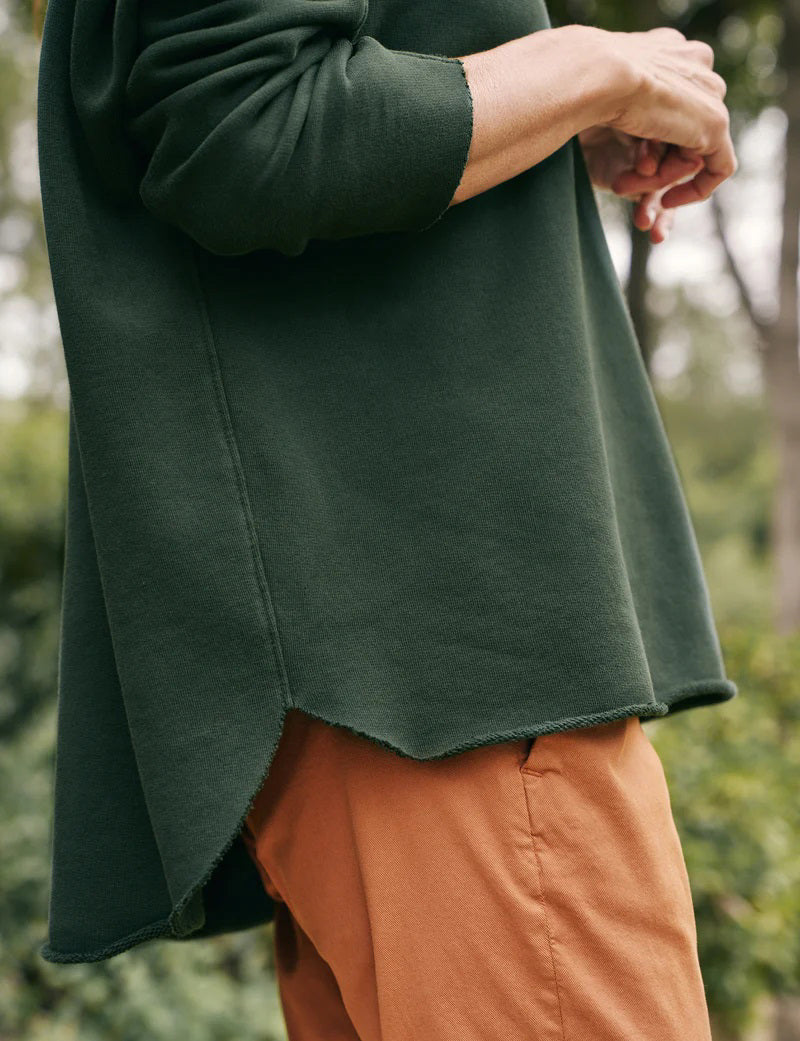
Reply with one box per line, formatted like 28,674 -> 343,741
649,625 -> 800,1035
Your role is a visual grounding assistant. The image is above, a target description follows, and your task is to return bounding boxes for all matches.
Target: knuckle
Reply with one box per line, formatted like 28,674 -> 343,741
712,105 -> 731,133
713,71 -> 729,97
694,40 -> 716,65
652,25 -> 686,41
695,130 -> 712,153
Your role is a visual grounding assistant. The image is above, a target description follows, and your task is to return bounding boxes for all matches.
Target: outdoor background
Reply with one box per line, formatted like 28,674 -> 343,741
2,0 -> 799,1038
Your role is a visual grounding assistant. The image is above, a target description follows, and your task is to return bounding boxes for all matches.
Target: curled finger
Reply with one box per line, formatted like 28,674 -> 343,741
650,206 -> 675,243
612,149 -> 704,197
659,141 -> 738,208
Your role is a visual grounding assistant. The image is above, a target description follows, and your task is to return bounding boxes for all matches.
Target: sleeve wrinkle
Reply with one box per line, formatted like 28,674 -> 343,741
117,0 -> 474,256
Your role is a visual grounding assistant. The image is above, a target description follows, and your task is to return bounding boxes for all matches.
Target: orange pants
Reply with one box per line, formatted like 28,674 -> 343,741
241,709 -> 713,1041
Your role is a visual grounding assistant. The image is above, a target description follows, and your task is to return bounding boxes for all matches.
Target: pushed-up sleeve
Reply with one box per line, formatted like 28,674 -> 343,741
120,0 -> 475,257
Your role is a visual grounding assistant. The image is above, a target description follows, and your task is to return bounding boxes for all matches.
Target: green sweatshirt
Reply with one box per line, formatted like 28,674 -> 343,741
36,0 -> 737,963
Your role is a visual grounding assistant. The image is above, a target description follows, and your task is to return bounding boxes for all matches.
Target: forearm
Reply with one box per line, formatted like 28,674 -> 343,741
452,24 -> 631,205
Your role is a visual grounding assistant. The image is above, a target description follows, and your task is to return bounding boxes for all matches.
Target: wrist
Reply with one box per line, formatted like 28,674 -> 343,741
540,23 -> 640,135
452,23 -> 641,204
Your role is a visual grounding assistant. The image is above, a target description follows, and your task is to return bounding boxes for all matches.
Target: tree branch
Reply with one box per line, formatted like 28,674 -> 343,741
710,192 -> 771,347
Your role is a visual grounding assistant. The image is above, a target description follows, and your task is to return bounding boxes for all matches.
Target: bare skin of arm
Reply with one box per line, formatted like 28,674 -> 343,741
452,24 -> 737,239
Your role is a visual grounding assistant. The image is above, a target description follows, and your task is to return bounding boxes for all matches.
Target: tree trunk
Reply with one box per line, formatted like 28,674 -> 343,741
769,24 -> 800,1041
622,0 -> 663,374
774,994 -> 800,1041
764,0 -> 800,636
626,212 -> 654,373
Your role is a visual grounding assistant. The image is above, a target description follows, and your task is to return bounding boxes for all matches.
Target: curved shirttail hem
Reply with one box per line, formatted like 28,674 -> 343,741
295,701 -> 672,757
37,678 -> 737,963
39,918 -> 173,964
37,698 -> 297,965
657,677 -> 738,711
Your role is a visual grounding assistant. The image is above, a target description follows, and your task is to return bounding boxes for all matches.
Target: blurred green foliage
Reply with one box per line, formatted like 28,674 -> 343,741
648,623 -> 800,1036
658,319 -> 776,631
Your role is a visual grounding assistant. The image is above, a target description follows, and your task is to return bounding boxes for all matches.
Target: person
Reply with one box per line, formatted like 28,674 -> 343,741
36,0 -> 738,1035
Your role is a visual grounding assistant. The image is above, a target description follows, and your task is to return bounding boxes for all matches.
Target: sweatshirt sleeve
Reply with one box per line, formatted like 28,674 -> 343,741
119,0 -> 475,257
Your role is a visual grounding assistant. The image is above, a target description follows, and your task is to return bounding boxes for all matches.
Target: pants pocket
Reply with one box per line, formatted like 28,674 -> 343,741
519,734 -> 541,772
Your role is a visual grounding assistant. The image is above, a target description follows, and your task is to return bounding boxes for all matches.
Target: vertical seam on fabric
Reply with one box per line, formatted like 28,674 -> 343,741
352,0 -> 369,39
339,785 -> 386,1040
519,771 -> 568,1041
184,240 -> 294,710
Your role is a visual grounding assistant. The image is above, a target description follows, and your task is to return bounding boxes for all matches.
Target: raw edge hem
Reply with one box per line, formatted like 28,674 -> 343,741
167,700 -> 293,940
413,54 -> 474,236
38,700 -> 294,965
37,677 -> 737,963
289,701 -> 672,758
656,677 -> 738,713
38,916 -> 172,964
657,677 -> 738,702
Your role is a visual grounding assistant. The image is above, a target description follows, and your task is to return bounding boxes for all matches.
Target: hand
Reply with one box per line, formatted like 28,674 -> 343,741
593,26 -> 737,209
579,126 -> 705,242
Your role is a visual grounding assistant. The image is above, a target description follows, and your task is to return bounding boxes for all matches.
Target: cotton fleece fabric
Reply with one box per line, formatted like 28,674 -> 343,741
36,0 -> 737,963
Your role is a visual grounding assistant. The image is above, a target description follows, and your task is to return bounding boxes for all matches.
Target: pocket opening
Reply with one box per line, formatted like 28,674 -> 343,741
520,735 -> 538,771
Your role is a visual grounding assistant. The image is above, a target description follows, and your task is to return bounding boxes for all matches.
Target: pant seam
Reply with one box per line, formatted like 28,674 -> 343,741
519,770 -> 568,1041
